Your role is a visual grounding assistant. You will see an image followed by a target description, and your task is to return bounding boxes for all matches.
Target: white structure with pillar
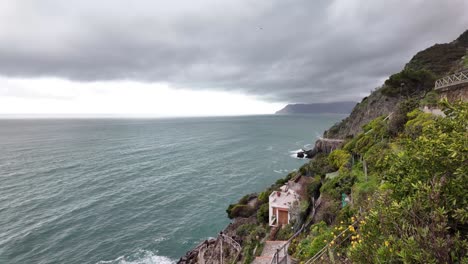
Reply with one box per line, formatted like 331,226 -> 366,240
268,185 -> 300,227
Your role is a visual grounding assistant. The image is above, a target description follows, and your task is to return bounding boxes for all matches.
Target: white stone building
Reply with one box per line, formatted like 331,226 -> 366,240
268,185 -> 300,227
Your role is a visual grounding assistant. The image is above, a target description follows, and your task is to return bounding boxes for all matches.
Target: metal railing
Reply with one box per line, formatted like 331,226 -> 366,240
303,221 -> 358,264
219,233 -> 242,264
270,225 -> 304,264
435,70 -> 468,90
220,233 -> 242,252
270,197 -> 321,264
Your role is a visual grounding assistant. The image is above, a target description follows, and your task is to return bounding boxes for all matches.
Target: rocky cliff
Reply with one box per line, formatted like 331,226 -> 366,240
324,29 -> 468,139
324,90 -> 402,138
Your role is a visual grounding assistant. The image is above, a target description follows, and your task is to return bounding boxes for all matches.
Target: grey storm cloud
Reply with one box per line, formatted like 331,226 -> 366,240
0,0 -> 467,102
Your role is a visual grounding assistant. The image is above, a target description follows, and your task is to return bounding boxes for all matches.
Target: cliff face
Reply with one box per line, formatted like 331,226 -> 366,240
324,90 -> 401,138
178,234 -> 241,264
406,29 -> 468,76
324,29 -> 468,139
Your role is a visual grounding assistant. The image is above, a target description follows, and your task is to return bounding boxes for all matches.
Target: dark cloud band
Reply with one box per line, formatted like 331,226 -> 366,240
0,0 -> 467,102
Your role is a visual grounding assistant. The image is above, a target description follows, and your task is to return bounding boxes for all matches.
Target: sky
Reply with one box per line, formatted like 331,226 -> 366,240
0,0 -> 467,117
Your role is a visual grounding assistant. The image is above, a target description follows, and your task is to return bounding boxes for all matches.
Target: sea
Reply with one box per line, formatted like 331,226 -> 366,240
0,114 -> 344,264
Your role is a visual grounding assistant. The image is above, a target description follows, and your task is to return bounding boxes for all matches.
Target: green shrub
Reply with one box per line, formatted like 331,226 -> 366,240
335,205 -> 356,225
256,203 -> 269,224
382,68 -> 436,97
275,178 -> 287,186
236,224 -> 256,237
308,153 -> 334,176
363,141 -> 391,172
257,191 -> 269,204
227,193 -> 257,218
226,204 -> 236,218
290,200 -> 311,231
293,221 -> 333,260
299,163 -> 310,176
328,149 -> 351,171
228,204 -> 255,218
251,226 -> 267,238
420,91 -> 438,107
388,98 -> 419,136
404,109 -> 435,139
352,176 -> 378,206
321,173 -> 356,200
314,195 -> 341,225
238,194 -> 253,205
238,225 -> 268,263
349,101 -> 468,263
286,171 -> 296,180
276,224 -> 294,240
307,175 -> 322,200
353,135 -> 372,154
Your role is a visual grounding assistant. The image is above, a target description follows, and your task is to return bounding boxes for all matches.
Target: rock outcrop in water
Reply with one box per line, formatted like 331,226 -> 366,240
178,234 -> 240,264
302,138 -> 344,159
178,217 -> 255,264
295,138 -> 345,159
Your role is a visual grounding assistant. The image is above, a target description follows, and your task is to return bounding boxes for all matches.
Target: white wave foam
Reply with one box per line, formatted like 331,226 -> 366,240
303,144 -> 314,150
289,149 -> 303,154
153,237 -> 167,243
290,153 -> 305,159
97,249 -> 175,264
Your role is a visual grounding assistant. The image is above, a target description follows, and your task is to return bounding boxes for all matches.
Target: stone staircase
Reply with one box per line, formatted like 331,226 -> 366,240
251,240 -> 288,264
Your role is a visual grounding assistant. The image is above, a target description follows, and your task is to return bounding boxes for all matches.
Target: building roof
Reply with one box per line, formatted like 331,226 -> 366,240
269,185 -> 300,209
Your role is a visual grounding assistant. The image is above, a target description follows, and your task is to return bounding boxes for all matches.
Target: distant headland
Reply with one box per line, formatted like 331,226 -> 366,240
275,101 -> 357,114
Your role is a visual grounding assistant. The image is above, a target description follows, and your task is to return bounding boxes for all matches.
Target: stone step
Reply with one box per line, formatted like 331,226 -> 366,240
252,240 -> 289,264
251,256 -> 272,264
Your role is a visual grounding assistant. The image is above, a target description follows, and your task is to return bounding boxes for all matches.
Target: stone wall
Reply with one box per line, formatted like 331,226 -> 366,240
438,84 -> 468,102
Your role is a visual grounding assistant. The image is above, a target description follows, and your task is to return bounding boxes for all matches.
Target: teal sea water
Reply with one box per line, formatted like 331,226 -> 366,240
0,115 -> 343,264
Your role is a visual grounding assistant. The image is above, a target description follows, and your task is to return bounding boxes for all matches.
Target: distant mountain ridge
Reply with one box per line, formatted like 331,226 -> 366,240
275,101 -> 357,114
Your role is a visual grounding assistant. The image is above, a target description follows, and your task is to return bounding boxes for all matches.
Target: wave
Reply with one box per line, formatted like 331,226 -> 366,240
97,249 -> 175,264
273,169 -> 289,174
289,149 -> 303,154
290,152 -> 308,159
303,143 -> 314,150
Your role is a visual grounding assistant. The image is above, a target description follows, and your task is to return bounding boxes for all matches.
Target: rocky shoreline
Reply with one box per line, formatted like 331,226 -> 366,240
178,217 -> 257,264
295,138 -> 344,159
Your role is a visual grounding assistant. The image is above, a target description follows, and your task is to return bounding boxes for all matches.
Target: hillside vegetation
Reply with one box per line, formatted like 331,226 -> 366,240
227,100 -> 467,264
284,30 -> 468,263
287,100 -> 467,263
212,30 -> 468,264
325,30 -> 468,139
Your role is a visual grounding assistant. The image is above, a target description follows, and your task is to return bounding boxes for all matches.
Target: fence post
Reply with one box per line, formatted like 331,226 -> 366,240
284,246 -> 287,264
220,235 -> 223,264
363,159 -> 368,182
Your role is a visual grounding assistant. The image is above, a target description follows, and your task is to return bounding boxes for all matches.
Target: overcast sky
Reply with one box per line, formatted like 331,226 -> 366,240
0,0 -> 467,116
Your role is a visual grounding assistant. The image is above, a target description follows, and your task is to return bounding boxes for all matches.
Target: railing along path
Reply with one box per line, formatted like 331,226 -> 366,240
435,70 -> 468,90
269,197 -> 321,264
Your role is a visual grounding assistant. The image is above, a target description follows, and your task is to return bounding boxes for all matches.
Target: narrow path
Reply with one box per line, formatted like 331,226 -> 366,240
252,240 -> 288,264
